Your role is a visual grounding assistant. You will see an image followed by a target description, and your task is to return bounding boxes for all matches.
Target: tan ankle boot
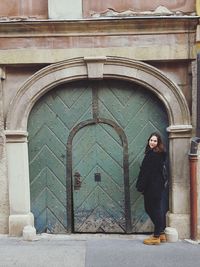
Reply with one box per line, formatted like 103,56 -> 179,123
143,236 -> 160,245
160,233 -> 166,243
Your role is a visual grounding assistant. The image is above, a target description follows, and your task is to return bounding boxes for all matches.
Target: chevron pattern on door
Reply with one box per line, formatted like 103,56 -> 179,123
72,123 -> 125,232
28,79 -> 168,234
98,80 -> 168,232
28,82 -> 93,233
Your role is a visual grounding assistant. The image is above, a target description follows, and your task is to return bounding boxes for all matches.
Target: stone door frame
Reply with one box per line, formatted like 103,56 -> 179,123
5,56 -> 192,237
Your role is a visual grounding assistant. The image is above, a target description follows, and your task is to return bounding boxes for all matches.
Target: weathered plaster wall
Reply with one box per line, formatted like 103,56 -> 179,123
3,67 -> 46,118
0,33 -> 194,52
0,18 -> 195,117
0,68 -> 9,234
150,62 -> 192,112
0,19 -> 196,63
0,0 -> 48,18
83,0 -> 195,17
48,0 -> 82,19
0,1 -> 196,19
197,0 -> 200,15
191,61 -> 197,135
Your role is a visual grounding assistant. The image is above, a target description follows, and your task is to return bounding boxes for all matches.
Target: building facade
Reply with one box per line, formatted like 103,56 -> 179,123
0,0 -> 199,238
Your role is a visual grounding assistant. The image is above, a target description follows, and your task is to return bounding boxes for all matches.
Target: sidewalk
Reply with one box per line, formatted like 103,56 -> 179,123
0,234 -> 199,267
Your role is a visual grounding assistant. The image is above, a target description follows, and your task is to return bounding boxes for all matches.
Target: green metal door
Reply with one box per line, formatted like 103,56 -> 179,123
71,123 -> 125,232
28,82 -> 93,233
28,79 -> 168,234
97,80 -> 168,232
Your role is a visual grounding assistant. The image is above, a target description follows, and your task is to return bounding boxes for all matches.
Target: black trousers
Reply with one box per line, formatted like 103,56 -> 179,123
144,190 -> 167,237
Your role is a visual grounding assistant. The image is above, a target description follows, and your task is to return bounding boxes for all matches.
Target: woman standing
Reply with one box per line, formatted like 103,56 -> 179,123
136,132 -> 168,245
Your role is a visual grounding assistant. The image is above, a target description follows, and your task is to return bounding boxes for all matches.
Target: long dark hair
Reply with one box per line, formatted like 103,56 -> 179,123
145,132 -> 165,153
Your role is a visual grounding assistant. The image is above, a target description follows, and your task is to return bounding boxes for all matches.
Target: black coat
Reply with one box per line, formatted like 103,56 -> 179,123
136,149 -> 166,199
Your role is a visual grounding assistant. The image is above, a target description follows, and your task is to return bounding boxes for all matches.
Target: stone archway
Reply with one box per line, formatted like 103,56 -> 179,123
6,56 -> 191,130
5,56 -> 192,237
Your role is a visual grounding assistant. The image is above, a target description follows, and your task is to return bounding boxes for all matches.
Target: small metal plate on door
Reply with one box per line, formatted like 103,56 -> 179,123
94,173 -> 101,182
74,172 -> 81,190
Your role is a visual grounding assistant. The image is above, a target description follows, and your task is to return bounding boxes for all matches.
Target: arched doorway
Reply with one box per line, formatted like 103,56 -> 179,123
5,56 -> 192,237
69,122 -> 128,233
27,79 -> 168,233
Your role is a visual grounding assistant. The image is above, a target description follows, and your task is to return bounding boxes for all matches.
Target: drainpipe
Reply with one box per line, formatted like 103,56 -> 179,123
189,137 -> 200,240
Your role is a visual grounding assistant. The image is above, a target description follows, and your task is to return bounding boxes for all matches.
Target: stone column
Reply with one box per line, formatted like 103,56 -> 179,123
0,67 -> 9,234
5,131 -> 35,236
166,126 -> 192,238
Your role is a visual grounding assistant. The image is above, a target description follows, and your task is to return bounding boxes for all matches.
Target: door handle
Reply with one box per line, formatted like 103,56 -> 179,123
94,173 -> 101,182
74,172 -> 82,190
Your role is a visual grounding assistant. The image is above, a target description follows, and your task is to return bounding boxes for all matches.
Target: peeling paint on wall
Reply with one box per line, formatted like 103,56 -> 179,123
83,0 -> 195,17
